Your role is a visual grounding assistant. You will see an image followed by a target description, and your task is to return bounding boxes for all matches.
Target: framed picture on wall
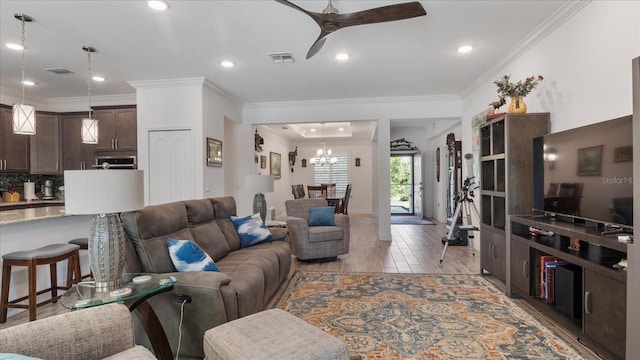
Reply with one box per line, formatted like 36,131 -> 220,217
260,155 -> 267,169
270,152 -> 281,179
207,137 -> 222,167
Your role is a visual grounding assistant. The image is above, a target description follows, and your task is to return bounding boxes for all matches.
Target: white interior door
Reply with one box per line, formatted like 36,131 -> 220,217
148,129 -> 195,205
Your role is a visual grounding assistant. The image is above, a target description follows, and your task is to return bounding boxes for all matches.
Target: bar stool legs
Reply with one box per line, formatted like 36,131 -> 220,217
0,244 -> 81,323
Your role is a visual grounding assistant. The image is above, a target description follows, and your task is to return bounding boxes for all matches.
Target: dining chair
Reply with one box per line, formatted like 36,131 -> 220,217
321,183 -> 336,197
307,185 -> 328,198
340,184 -> 352,214
291,184 -> 305,199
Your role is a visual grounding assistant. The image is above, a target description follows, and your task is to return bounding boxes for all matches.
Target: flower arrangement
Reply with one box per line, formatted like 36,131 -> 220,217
494,74 -> 544,98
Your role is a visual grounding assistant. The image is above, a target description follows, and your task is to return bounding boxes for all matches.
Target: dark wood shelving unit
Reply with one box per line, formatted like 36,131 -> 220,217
510,214 -> 627,360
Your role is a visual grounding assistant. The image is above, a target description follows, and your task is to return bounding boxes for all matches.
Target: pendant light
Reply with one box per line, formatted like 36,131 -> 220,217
310,123 -> 337,166
81,46 -> 98,144
12,13 -> 36,135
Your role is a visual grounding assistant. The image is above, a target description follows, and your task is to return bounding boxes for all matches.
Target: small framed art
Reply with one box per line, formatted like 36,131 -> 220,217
207,137 -> 222,167
270,152 -> 281,179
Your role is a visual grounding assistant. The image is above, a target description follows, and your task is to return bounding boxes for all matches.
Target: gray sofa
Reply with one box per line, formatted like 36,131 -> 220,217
120,196 -> 291,359
0,303 -> 155,359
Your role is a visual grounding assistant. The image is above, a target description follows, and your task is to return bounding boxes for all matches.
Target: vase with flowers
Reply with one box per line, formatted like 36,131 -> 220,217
494,74 -> 543,114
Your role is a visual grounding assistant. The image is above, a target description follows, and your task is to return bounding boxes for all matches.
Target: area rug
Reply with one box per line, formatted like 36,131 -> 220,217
391,216 -> 435,225
274,271 -> 584,360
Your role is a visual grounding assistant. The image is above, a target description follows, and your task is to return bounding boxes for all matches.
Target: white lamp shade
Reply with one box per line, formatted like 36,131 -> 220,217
81,118 -> 99,144
12,103 -> 36,135
64,170 -> 144,214
246,174 -> 274,194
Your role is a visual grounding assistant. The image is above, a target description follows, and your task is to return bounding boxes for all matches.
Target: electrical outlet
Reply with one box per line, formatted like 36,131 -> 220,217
175,294 -> 192,304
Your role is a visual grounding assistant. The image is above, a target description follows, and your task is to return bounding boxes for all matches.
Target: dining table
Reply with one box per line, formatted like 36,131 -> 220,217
326,191 -> 345,213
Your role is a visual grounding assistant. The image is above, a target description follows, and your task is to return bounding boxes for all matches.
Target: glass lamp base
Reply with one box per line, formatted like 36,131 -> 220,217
89,214 -> 125,292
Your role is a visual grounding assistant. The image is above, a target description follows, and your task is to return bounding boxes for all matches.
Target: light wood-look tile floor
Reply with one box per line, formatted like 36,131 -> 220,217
0,214 -> 602,359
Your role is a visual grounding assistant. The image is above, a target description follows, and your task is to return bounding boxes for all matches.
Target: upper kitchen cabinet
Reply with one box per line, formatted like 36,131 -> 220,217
0,106 -> 30,173
30,112 -> 61,174
93,107 -> 137,152
61,114 -> 97,170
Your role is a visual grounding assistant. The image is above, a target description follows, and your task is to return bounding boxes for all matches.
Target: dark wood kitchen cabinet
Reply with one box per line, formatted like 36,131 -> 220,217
30,112 -> 61,174
93,107 -> 137,152
61,114 -> 96,170
0,106 -> 30,173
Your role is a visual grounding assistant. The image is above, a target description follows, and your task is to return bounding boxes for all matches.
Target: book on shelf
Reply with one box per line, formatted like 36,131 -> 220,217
539,256 -> 560,297
544,261 -> 569,304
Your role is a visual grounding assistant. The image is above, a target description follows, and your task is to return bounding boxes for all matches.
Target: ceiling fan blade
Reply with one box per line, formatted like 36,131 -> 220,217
306,32 -> 330,59
334,2 -> 426,28
274,0 -> 325,25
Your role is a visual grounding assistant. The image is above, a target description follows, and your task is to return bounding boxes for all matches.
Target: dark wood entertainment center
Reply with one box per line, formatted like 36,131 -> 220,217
479,111 -> 628,359
509,215 -> 627,360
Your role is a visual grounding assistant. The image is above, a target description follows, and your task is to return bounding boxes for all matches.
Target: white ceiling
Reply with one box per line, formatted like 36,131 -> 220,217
0,0 -> 576,140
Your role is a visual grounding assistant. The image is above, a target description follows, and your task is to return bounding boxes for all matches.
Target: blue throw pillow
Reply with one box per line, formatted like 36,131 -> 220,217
231,213 -> 273,248
167,238 -> 219,272
309,206 -> 335,226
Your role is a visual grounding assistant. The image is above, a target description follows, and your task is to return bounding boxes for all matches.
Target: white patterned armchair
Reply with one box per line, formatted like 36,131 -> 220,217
285,199 -> 350,261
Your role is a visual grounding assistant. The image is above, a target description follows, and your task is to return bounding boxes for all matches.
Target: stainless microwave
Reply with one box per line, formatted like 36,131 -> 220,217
93,155 -> 137,169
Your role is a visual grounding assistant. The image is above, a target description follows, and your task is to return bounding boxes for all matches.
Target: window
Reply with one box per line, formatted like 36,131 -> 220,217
313,153 -> 349,190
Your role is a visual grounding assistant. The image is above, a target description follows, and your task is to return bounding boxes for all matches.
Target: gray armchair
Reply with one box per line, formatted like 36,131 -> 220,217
285,198 -> 350,261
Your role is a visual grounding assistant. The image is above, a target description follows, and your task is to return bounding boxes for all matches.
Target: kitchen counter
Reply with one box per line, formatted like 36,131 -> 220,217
0,199 -> 65,209
0,205 -> 68,225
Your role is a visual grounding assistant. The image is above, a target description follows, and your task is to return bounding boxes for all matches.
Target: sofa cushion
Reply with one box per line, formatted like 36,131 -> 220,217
231,214 -> 273,248
309,226 -> 344,243
168,238 -> 219,272
185,199 -> 231,261
309,206 -> 335,226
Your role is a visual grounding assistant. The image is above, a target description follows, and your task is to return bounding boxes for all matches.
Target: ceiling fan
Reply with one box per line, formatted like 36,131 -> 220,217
275,0 -> 426,59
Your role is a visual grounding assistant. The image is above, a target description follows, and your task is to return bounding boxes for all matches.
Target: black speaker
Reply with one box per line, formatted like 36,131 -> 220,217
554,264 -> 582,319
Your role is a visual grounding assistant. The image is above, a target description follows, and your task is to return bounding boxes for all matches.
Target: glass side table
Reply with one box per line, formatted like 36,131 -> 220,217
61,273 -> 177,360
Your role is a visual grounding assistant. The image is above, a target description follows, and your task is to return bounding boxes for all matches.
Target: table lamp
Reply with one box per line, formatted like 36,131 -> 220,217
64,169 -> 144,291
246,174 -> 274,222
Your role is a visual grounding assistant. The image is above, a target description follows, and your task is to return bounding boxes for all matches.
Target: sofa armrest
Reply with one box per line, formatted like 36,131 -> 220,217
0,303 -> 135,360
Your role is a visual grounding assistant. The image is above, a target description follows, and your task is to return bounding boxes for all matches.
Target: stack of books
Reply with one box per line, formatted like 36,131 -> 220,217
539,256 -> 569,304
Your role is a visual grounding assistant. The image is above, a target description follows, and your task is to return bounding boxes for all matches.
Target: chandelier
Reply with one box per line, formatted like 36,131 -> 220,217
310,123 -> 337,166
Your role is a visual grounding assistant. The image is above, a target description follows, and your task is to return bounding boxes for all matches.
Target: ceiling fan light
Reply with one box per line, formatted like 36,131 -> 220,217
12,103 -> 36,135
81,118 -> 99,144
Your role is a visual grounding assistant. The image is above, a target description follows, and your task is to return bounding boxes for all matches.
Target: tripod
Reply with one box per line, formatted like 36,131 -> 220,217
440,177 -> 480,263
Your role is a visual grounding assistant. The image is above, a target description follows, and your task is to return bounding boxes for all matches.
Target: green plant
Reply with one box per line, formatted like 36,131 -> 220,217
494,74 -> 543,98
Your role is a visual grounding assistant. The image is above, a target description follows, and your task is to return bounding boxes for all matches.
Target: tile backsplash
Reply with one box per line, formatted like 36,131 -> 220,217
0,174 -> 65,199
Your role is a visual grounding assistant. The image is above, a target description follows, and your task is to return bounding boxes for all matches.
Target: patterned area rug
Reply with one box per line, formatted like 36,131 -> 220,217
274,271 -> 584,360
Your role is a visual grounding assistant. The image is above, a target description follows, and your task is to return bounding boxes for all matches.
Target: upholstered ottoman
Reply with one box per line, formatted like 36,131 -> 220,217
203,308 -> 349,360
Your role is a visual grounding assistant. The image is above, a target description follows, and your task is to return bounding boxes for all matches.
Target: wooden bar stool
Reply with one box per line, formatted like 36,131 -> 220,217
0,243 -> 82,323
68,237 -> 92,280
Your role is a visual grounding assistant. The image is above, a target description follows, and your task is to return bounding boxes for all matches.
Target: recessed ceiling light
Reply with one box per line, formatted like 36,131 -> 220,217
338,128 -> 344,131
335,53 -> 349,61
92,76 -> 105,82
221,60 -> 235,68
310,128 -> 316,132
458,45 -> 473,53
22,80 -> 35,86
148,1 -> 168,11
6,43 -> 23,51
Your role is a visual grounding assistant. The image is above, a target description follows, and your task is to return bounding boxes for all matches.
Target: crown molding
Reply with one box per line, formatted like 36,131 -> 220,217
244,94 -> 461,110
461,0 -> 591,98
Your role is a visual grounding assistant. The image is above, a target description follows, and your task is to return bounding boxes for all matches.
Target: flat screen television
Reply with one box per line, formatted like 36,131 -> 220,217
533,115 -> 633,231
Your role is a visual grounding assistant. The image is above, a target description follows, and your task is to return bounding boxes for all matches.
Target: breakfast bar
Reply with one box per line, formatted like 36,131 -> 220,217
0,204 -> 92,319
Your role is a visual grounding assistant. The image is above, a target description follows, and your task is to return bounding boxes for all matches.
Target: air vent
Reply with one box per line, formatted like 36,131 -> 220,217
268,52 -> 295,63
45,68 -> 74,74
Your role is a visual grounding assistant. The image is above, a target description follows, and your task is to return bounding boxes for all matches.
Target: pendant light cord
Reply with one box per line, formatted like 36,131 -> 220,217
87,49 -> 92,119
20,16 -> 26,104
